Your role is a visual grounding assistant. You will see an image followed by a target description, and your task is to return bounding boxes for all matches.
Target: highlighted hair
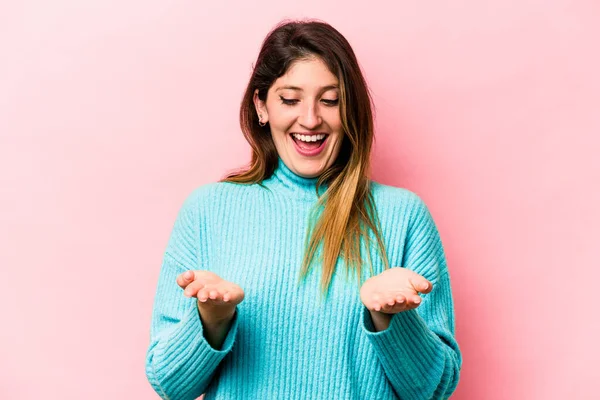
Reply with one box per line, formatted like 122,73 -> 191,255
222,19 -> 389,299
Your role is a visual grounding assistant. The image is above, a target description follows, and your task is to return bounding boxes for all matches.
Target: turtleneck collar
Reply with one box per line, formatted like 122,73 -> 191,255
263,156 -> 329,201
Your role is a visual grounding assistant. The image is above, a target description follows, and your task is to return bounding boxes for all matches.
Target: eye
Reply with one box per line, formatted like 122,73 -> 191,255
321,98 -> 339,106
279,96 -> 299,106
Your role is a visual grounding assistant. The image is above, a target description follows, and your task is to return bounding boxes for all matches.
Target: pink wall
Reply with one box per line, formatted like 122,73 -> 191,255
1,1 -> 599,399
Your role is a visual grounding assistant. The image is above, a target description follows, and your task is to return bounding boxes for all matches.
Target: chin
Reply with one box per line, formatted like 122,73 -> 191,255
297,170 -> 320,179
291,159 -> 327,178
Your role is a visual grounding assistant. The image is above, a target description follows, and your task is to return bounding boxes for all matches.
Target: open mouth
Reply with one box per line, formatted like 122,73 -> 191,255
290,133 -> 329,156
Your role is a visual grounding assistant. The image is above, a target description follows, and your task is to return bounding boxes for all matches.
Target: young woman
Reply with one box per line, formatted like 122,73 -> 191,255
145,19 -> 462,400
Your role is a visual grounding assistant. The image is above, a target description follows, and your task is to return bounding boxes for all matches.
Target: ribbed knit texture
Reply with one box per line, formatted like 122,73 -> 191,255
145,157 -> 462,400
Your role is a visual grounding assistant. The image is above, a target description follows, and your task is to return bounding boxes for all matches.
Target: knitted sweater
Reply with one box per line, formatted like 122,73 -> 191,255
145,157 -> 462,400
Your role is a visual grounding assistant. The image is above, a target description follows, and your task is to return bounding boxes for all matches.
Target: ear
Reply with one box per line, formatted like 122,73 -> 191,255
253,89 -> 269,123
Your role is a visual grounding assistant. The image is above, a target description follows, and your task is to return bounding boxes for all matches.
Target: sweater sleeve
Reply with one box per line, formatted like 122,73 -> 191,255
145,188 -> 240,400
361,194 -> 462,400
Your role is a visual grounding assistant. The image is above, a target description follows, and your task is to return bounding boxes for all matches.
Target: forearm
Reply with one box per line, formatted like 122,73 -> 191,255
146,256 -> 241,399
369,309 -> 392,332
197,302 -> 237,350
146,302 -> 240,400
362,307 -> 461,399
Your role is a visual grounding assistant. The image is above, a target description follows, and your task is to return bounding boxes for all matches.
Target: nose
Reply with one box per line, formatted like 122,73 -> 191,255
298,101 -> 322,129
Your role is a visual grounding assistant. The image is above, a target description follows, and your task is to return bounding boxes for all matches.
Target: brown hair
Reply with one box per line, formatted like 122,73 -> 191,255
222,19 -> 390,299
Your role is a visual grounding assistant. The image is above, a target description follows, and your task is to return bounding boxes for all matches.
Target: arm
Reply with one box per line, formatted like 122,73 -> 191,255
145,188 -> 240,400
362,194 -> 462,400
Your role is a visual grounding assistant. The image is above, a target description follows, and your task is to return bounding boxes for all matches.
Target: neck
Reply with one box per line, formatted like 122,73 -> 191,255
265,157 -> 328,200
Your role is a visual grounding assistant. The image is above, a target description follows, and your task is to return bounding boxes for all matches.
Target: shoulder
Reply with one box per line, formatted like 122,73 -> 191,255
370,180 -> 420,201
177,182 -> 218,209
369,180 -> 430,219
185,181 -> 235,201
181,180 -> 263,210
368,180 -> 440,245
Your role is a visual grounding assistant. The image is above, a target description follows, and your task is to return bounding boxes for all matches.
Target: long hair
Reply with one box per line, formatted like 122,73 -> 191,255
222,19 -> 390,299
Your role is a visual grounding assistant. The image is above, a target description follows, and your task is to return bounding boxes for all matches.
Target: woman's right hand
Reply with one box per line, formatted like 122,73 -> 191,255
176,270 -> 245,323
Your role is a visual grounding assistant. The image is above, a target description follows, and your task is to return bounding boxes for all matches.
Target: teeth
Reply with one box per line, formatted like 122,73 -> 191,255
292,133 -> 326,142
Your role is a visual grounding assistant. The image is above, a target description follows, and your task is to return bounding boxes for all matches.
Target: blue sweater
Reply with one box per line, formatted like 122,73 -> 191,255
145,157 -> 462,399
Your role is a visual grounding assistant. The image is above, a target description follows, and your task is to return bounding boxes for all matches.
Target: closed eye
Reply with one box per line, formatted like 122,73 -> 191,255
279,96 -> 299,106
279,96 -> 339,107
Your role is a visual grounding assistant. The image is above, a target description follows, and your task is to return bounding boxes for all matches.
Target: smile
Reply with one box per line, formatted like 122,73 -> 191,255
289,132 -> 329,157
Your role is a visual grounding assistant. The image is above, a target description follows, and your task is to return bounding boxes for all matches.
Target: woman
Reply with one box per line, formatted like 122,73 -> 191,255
145,19 -> 462,400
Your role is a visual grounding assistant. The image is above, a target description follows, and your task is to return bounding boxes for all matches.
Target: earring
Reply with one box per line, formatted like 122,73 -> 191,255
258,114 -> 267,127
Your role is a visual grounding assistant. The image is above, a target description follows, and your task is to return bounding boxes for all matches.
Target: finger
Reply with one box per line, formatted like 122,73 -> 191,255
197,287 -> 210,302
386,296 -> 396,306
222,291 -> 231,302
411,295 -> 422,306
395,293 -> 406,304
419,280 -> 433,294
379,296 -> 395,312
177,270 -> 195,289
390,300 -> 408,314
372,293 -> 382,311
383,297 -> 410,314
410,277 -> 432,294
183,280 -> 206,298
208,289 -> 220,301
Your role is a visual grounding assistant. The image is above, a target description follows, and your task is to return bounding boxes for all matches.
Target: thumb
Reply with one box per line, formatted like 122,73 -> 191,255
184,270 -> 195,280
176,270 -> 196,288
409,276 -> 432,294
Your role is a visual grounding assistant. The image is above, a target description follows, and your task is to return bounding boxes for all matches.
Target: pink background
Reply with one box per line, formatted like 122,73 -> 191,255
1,1 -> 599,399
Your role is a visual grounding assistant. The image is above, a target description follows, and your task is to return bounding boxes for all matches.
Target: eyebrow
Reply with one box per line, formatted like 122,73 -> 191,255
275,85 -> 339,92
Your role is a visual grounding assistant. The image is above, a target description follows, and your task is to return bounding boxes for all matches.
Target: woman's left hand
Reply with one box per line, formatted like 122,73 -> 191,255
360,267 -> 433,314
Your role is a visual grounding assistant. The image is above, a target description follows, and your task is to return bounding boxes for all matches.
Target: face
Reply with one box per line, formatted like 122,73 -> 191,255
254,57 -> 344,178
